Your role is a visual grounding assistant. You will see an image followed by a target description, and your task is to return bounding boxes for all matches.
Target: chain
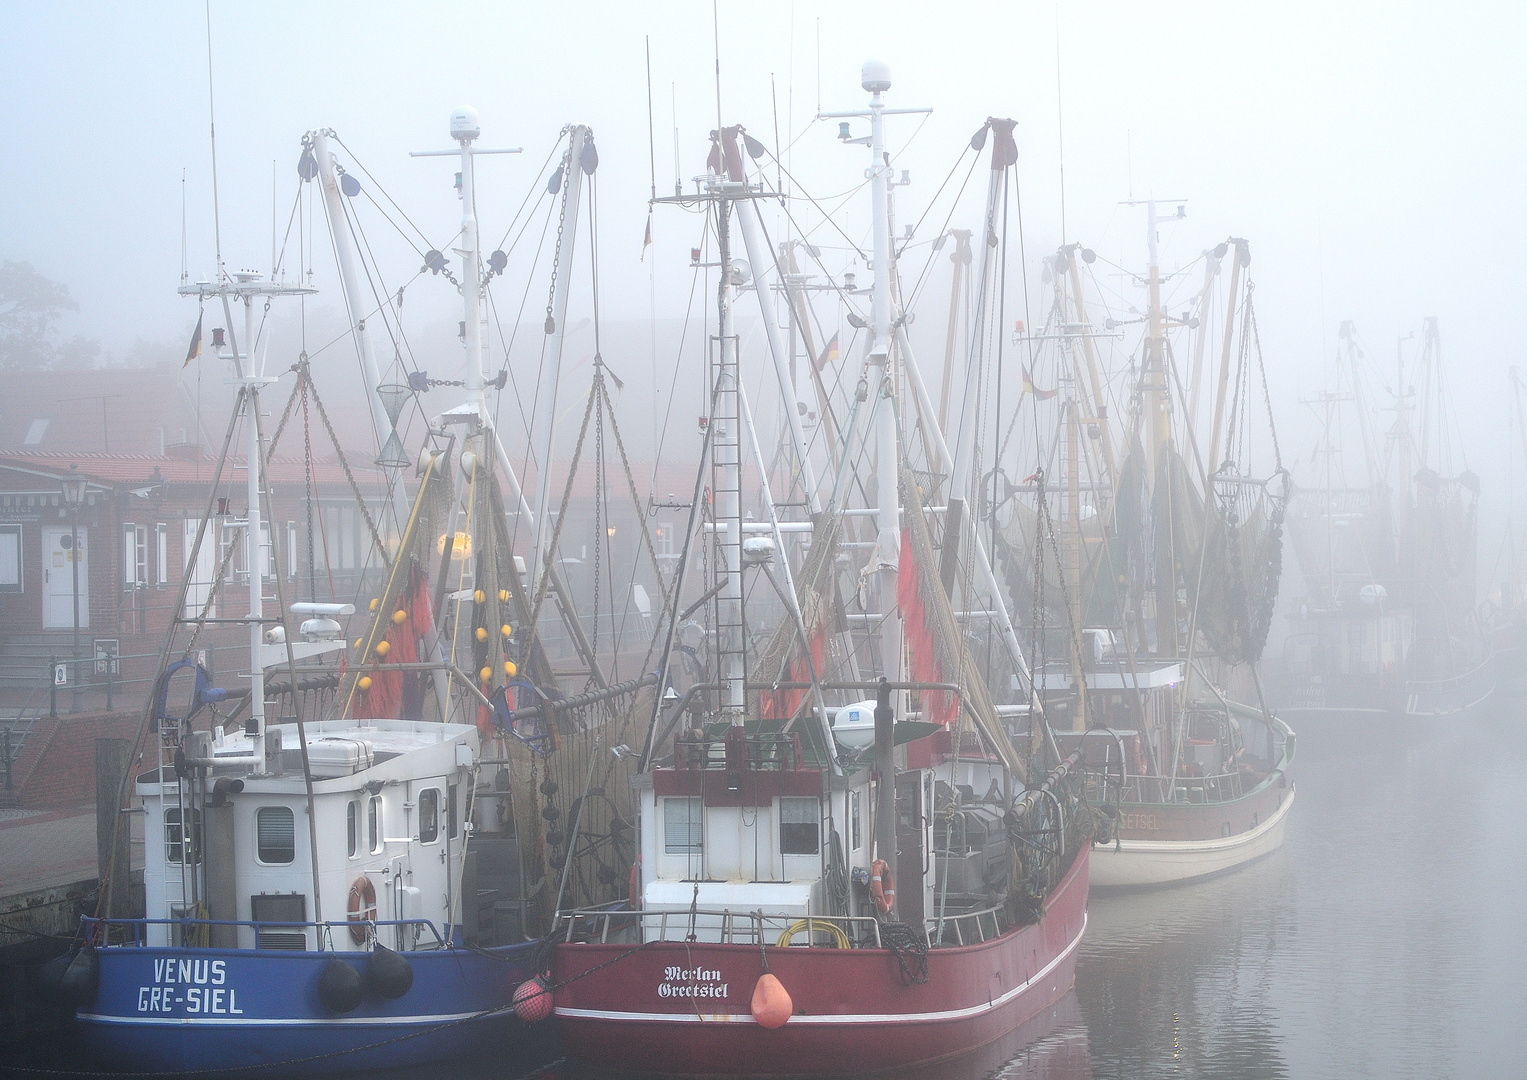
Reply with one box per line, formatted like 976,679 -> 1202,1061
543,133 -> 574,334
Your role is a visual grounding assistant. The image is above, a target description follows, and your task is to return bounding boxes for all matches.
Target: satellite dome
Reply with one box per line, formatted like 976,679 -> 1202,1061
450,107 -> 481,141
861,59 -> 892,93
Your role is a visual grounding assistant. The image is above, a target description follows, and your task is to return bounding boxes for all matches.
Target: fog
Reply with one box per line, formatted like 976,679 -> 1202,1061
3,1 -> 1525,556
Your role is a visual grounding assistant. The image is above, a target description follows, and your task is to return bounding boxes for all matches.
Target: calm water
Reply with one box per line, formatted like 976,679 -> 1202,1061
18,695 -> 1523,1079
1054,692 -> 1526,1080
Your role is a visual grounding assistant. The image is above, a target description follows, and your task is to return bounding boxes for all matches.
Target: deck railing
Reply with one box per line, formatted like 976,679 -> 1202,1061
82,915 -> 448,950
554,898 -> 1013,951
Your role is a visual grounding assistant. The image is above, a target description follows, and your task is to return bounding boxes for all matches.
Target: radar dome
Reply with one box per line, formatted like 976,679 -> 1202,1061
861,59 -> 892,93
450,107 -> 481,141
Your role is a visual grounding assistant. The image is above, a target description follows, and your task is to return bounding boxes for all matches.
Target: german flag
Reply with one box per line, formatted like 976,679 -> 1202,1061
182,310 -> 203,369
1022,365 -> 1058,401
814,332 -> 839,372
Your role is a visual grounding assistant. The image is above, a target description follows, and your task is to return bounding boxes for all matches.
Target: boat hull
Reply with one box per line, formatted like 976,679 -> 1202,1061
1091,780 -> 1295,889
551,845 -> 1088,1078
74,941 -> 552,1076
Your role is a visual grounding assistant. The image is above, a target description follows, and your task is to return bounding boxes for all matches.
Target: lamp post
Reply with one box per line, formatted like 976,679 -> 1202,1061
61,464 -> 87,713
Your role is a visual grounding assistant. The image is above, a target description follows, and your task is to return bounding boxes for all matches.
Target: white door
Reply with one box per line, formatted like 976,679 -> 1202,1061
41,527 -> 88,629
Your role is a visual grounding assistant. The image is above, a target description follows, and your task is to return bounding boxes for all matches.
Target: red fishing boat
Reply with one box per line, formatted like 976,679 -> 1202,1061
542,61 -> 1093,1077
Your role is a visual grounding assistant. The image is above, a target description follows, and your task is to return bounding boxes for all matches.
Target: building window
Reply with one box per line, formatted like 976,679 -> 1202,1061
663,797 -> 702,855
347,801 -> 359,858
0,524 -> 20,594
368,795 -> 383,854
850,790 -> 862,852
155,523 -> 168,587
418,788 -> 440,844
286,521 -> 298,580
256,806 -> 296,865
22,418 -> 48,446
165,807 -> 202,865
123,523 -> 147,588
780,797 -> 820,856
655,521 -> 676,558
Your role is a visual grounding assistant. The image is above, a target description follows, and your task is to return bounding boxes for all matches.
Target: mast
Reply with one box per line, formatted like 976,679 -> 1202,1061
309,132 -> 411,527
719,127 -> 823,515
711,178 -> 746,722
822,59 -> 927,874
941,122 -> 1013,596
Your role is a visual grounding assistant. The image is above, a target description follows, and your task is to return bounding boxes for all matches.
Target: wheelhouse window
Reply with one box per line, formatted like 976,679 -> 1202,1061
165,807 -> 202,865
446,784 -> 458,840
780,797 -> 820,856
368,795 -> 383,854
346,801 -> 359,858
663,797 -> 702,855
256,806 -> 295,864
418,788 -> 440,844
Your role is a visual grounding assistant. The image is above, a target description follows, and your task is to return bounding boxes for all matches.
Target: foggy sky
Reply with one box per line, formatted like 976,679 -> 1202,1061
4,1 -> 1525,570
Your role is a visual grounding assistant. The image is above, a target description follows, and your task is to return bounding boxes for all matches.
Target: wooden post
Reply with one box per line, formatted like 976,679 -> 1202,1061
96,738 -> 132,920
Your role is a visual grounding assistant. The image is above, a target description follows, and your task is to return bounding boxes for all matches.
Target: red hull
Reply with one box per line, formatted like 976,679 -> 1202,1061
552,845 -> 1089,1077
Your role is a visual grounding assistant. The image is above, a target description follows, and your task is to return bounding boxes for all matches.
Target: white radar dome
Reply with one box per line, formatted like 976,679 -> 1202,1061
861,59 -> 892,93
832,699 -> 881,750
450,106 -> 481,141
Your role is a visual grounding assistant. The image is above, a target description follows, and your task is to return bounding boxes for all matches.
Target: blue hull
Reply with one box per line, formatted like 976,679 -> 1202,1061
75,942 -> 555,1076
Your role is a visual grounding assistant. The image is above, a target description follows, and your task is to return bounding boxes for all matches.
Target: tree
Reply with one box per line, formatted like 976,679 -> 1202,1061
0,260 -> 81,371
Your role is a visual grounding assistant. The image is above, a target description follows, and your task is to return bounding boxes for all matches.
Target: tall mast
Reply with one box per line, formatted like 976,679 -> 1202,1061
711,179 -> 746,722
942,121 -> 1014,596
821,59 -> 928,870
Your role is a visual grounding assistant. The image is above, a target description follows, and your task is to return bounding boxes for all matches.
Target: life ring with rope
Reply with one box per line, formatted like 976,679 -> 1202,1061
348,875 -> 377,944
869,859 -> 895,915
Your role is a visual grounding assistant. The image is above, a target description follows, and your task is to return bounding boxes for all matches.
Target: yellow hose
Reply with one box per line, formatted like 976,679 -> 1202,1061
776,919 -> 850,949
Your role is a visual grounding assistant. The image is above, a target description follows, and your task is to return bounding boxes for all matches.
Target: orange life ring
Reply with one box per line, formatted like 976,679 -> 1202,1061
869,859 -> 895,915
348,875 -> 377,944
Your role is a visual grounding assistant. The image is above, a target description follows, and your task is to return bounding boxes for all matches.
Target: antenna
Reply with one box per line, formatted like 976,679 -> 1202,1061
672,83 -> 680,196
1054,2 -> 1066,245
179,169 -> 188,284
713,1 -> 723,141
645,37 -> 657,202
204,0 -> 224,286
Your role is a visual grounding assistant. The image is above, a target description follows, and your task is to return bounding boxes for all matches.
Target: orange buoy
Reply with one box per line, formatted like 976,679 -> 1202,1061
357,676 -> 372,692
479,666 -> 492,683
751,972 -> 792,1029
498,589 -> 510,602
475,627 -> 489,642
391,609 -> 407,625
501,624 -> 513,638
473,589 -> 486,604
870,858 -> 895,915
374,640 -> 390,658
512,976 -> 553,1022
504,660 -> 517,677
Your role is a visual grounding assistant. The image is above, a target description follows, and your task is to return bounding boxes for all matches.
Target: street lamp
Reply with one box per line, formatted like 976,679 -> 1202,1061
61,464 -> 87,713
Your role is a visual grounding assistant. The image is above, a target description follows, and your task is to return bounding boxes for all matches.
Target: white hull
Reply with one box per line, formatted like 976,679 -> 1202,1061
1090,784 -> 1296,889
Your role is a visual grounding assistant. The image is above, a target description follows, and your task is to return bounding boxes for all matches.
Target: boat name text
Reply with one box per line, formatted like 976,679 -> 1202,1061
135,958 -> 243,1014
658,966 -> 728,999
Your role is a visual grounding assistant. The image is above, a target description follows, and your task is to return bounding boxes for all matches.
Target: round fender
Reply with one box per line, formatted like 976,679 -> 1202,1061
512,976 -> 553,1023
60,947 -> 98,1005
365,943 -> 414,1000
318,958 -> 364,1014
